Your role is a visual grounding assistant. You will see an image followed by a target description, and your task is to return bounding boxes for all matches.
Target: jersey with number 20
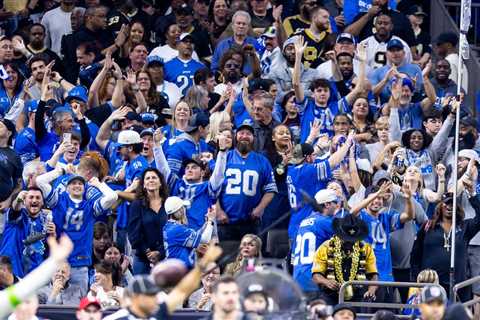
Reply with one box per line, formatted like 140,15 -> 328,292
220,150 -> 277,223
293,213 -> 334,292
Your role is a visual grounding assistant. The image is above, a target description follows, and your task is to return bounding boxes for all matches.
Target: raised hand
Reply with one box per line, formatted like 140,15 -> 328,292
391,78 -> 402,101
294,36 -> 307,57
109,106 -> 129,121
422,59 -> 432,78
356,43 -> 367,63
436,163 -> 446,178
126,69 -> 136,86
272,5 -> 283,22
153,128 -> 165,146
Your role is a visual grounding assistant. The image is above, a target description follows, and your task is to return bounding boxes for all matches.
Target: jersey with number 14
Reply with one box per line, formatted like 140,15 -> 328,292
46,191 -> 104,267
293,213 -> 334,292
164,57 -> 205,96
220,150 -> 277,223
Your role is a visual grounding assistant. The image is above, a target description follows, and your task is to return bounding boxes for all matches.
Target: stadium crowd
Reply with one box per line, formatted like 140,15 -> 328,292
0,0 -> 477,319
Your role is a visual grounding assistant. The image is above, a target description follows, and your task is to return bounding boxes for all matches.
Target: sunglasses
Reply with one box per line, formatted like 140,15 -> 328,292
225,63 -> 241,69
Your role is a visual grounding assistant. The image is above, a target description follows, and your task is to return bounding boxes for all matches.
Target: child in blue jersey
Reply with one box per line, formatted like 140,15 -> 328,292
350,182 -> 414,301
287,132 -> 354,240
154,129 -> 230,230
0,188 -> 55,277
292,36 -> 365,142
292,189 -> 338,297
163,33 -> 205,96
218,121 -> 278,241
36,169 -> 118,296
163,196 -> 215,269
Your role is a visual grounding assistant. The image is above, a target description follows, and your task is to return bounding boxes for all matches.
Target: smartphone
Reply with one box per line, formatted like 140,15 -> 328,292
63,133 -> 71,144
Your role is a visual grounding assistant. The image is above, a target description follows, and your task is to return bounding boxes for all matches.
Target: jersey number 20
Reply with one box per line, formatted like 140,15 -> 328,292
225,168 -> 259,196
293,232 -> 316,266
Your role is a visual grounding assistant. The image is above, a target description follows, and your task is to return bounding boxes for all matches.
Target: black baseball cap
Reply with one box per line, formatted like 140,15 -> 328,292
185,112 -> 210,132
128,275 -> 160,295
175,3 -> 193,15
332,303 -> 357,318
237,119 -> 255,134
436,32 -> 459,46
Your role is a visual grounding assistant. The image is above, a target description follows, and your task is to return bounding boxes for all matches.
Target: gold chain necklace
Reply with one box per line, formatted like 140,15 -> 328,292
332,236 -> 361,300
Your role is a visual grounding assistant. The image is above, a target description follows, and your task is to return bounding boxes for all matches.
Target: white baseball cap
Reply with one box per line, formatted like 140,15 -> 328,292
356,158 -> 373,174
314,189 -> 338,205
459,149 -> 480,164
117,130 -> 142,146
165,196 -> 190,215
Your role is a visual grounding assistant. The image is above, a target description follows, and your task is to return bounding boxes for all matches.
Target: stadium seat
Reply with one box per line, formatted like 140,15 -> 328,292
266,229 -> 289,259
219,240 -> 240,264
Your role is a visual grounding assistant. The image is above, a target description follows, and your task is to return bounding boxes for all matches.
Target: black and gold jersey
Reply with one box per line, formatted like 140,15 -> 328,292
283,14 -> 311,37
293,29 -> 336,69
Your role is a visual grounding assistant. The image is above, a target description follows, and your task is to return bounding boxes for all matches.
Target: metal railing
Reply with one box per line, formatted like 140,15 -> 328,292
338,280 -> 439,319
431,0 -> 480,111
453,275 -> 480,307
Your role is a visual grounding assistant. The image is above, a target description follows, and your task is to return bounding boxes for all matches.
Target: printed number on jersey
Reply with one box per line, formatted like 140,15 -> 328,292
225,169 -> 259,196
293,232 -> 316,265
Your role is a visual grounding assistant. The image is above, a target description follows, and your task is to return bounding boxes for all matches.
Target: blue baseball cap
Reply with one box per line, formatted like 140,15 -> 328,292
141,113 -> 156,124
66,86 -> 88,104
140,128 -> 154,137
387,39 -> 404,50
26,100 -> 39,113
402,77 -> 415,92
66,175 -> 86,185
146,55 -> 164,67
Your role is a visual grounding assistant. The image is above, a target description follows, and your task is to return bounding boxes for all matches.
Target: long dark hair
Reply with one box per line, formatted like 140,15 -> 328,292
2,62 -> 25,95
428,202 -> 465,232
135,168 -> 169,208
95,260 -> 122,287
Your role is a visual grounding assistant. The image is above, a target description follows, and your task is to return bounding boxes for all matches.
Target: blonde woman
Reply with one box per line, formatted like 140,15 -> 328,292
403,269 -> 439,316
161,101 -> 192,151
224,234 -> 262,276
206,111 -> 233,143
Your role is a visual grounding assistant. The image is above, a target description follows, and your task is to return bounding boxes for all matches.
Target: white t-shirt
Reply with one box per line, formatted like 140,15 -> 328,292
157,81 -> 182,107
316,58 -> 373,80
149,44 -> 200,63
446,53 -> 468,93
41,6 -> 72,56
359,35 -> 412,70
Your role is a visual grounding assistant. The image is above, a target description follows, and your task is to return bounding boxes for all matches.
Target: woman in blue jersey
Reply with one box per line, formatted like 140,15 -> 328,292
0,62 -> 25,121
163,196 -> 215,269
128,168 -> 169,275
35,169 -> 118,296
161,101 -> 192,152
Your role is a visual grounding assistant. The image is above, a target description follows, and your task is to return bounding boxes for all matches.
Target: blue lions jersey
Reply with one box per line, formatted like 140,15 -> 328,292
293,213 -> 334,292
220,150 -> 277,223
358,210 -> 404,281
125,155 -> 149,187
47,190 -> 105,267
286,159 -> 332,239
0,209 -> 49,277
14,127 -> 39,164
163,57 -> 205,96
103,140 -> 124,176
169,178 -> 220,230
166,136 -> 213,178
296,97 -> 350,142
163,221 -> 203,269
